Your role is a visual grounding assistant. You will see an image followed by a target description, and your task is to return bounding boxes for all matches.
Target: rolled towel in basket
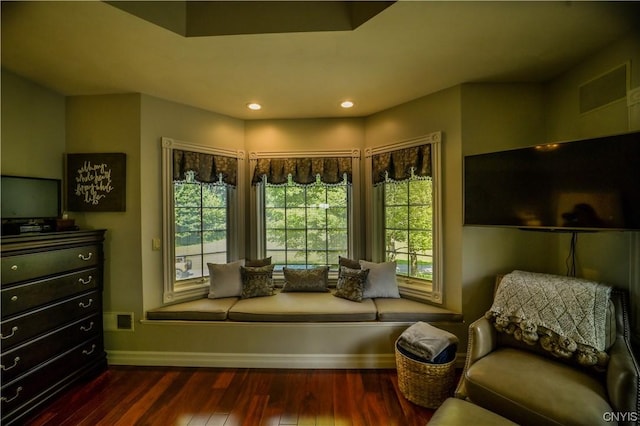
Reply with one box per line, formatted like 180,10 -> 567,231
398,321 -> 458,362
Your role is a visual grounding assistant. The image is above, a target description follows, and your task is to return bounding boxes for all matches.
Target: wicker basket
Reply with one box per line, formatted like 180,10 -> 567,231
395,338 -> 456,409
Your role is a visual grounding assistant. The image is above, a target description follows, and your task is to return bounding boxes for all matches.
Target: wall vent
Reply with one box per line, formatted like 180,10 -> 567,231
104,312 -> 135,331
579,64 -> 628,114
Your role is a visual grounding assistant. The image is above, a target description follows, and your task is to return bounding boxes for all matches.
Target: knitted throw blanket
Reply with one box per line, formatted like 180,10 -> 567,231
487,271 -> 611,357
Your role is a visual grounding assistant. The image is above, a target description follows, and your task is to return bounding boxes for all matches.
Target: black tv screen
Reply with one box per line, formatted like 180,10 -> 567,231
1,175 -> 61,221
464,131 -> 640,231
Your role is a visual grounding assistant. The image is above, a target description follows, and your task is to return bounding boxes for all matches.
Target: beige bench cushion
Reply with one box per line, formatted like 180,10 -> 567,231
374,297 -> 463,322
228,290 -> 377,322
147,297 -> 238,321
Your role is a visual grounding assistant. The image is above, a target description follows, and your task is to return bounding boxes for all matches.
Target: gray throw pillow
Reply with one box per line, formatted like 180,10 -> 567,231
282,266 -> 330,292
240,264 -> 275,299
334,267 -> 369,302
207,260 -> 244,299
359,260 -> 400,298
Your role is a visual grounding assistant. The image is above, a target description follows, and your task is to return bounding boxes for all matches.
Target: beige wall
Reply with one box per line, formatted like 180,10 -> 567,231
65,94 -> 143,330
1,69 -> 66,178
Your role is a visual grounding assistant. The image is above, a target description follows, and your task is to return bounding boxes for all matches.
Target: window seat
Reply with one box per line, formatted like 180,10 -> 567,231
146,290 -> 462,323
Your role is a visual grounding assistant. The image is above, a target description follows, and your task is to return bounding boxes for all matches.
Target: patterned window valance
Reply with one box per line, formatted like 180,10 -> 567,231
173,149 -> 238,186
252,157 -> 352,186
372,144 -> 432,185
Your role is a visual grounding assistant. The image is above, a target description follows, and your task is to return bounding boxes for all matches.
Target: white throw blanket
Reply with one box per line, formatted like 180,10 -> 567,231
397,321 -> 458,361
488,270 -> 611,351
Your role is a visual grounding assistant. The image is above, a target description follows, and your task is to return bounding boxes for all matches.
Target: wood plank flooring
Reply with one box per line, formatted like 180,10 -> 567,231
24,367 -> 439,426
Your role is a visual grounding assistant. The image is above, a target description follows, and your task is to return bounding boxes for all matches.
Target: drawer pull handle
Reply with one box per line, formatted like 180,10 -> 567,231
78,276 -> 93,285
0,326 -> 18,340
11,295 -> 18,302
1,387 -> 22,404
1,357 -> 20,371
80,322 -> 94,332
10,265 -> 18,271
79,299 -> 93,309
82,344 -> 96,356
78,252 -> 93,261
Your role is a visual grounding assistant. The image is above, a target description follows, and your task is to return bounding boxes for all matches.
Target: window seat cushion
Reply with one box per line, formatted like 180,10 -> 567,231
374,297 -> 463,322
228,290 -> 378,322
147,297 -> 238,321
146,292 -> 463,323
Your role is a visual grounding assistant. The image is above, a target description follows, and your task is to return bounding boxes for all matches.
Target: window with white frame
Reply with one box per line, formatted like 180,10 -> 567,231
251,151 -> 360,274
162,138 -> 244,303
263,177 -> 349,271
367,132 -> 442,302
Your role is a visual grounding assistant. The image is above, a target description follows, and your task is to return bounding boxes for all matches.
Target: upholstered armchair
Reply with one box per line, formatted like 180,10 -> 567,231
455,272 -> 639,426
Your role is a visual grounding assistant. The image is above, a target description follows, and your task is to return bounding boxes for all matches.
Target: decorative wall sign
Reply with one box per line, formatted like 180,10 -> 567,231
66,153 -> 126,212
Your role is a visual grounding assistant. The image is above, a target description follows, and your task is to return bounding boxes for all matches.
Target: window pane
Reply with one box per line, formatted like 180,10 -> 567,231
384,176 -> 433,283
306,229 -> 326,250
202,185 -> 226,207
385,206 -> 408,229
307,207 -> 327,228
266,186 -> 286,207
409,206 -> 430,230
265,208 -> 286,228
266,229 -> 286,249
286,250 -> 306,267
286,207 -> 306,228
286,186 -> 305,207
286,230 -> 306,250
173,181 -> 228,283
327,230 -> 347,250
264,181 -> 349,270
175,182 -> 202,207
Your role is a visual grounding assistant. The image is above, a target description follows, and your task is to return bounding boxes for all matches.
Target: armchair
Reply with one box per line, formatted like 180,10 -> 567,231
455,273 -> 639,426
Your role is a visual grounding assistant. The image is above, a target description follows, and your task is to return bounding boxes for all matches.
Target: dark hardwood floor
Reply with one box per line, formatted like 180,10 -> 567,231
24,366 -> 437,426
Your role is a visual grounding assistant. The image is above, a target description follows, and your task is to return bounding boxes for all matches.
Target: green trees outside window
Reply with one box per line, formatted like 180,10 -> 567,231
174,179 -> 228,281
384,177 -> 433,281
264,177 -> 348,271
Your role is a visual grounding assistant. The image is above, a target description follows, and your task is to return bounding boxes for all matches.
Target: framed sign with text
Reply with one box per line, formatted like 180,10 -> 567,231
66,153 -> 126,212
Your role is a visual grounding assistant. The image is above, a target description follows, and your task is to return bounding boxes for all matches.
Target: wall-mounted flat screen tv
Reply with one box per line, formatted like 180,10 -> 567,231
1,175 -> 62,221
464,131 -> 640,231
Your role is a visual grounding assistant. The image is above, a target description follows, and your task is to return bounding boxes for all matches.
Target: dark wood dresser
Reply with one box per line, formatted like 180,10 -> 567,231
1,230 -> 107,425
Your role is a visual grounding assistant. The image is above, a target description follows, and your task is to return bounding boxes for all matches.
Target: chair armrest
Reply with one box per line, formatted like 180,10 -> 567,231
607,334 -> 640,416
455,317 -> 497,399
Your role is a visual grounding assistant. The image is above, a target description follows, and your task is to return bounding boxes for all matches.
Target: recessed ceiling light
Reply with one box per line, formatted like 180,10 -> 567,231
247,103 -> 262,111
340,100 -> 354,109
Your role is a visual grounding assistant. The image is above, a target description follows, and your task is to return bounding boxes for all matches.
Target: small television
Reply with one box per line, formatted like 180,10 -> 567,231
1,175 -> 62,232
463,131 -> 640,231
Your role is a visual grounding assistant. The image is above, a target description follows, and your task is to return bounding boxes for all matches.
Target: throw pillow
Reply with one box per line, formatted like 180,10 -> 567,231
339,256 -> 361,270
245,257 -> 272,267
240,264 -> 275,299
282,266 -> 330,292
334,267 -> 369,302
207,260 -> 244,299
359,260 -> 400,299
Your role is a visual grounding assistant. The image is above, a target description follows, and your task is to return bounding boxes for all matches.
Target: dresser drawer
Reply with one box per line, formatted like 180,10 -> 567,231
0,291 -> 100,351
1,314 -> 100,383
1,337 -> 104,423
1,244 -> 100,285
1,268 -> 100,318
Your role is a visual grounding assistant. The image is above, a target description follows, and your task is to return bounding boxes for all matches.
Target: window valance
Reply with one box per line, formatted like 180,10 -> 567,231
252,157 -> 352,186
372,144 -> 432,185
173,149 -> 238,186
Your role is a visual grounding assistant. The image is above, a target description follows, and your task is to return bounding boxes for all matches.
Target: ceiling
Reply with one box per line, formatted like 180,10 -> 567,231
2,1 -> 639,120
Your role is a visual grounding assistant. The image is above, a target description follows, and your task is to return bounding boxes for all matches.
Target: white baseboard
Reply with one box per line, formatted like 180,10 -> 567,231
106,350 -> 467,369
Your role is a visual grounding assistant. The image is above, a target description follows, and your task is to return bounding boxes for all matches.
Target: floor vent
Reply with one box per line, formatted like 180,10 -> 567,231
579,64 -> 627,113
104,312 -> 135,331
